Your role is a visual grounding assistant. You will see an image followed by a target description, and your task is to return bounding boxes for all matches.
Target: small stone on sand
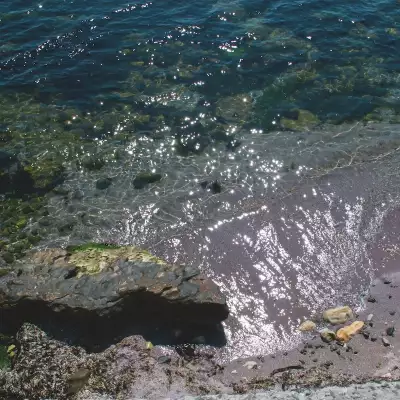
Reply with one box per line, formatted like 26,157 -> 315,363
243,361 -> 258,370
298,320 -> 316,332
320,328 -> 336,343
323,306 -> 353,325
336,321 -> 364,343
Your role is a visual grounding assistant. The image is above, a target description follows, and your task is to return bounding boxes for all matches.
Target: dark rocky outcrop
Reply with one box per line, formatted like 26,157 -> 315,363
0,244 -> 229,346
0,323 -> 227,400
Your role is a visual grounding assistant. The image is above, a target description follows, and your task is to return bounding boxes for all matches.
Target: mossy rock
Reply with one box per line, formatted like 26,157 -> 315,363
2,252 -> 14,264
0,268 -> 10,278
23,158 -> 65,192
280,109 -> 320,131
80,156 -> 105,171
15,217 -> 27,229
66,243 -> 166,276
0,345 -> 10,370
386,27 -> 398,36
133,172 -> 162,189
67,243 -> 121,252
216,94 -> 253,123
27,235 -> 41,245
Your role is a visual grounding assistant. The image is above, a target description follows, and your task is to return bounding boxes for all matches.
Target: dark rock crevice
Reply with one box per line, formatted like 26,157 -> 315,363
0,245 -> 229,351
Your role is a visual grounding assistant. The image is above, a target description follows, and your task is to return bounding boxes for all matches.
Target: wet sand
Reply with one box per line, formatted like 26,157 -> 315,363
150,156 -> 400,362
221,269 -> 400,392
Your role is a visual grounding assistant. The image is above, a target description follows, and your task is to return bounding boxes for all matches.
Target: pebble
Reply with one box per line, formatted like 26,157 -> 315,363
298,320 -> 316,332
367,295 -> 377,303
336,321 -> 364,342
386,327 -> 395,337
96,177 -> 112,190
323,306 -> 354,325
367,314 -> 374,322
389,311 -> 396,316
363,331 -> 370,339
320,328 -> 336,343
243,361 -> 258,370
157,356 -> 172,364
383,278 -> 392,284
370,335 -> 378,342
382,337 -> 391,347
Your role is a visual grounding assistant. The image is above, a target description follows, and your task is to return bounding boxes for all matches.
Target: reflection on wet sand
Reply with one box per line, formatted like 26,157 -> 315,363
151,160 -> 400,361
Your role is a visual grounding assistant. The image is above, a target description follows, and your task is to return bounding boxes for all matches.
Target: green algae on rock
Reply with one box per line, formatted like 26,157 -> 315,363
280,110 -> 320,131
0,245 -> 229,337
0,345 -> 10,371
66,243 -> 166,276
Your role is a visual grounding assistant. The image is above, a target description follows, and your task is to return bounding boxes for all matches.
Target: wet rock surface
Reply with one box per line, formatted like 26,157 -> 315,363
0,323 -> 229,400
1,271 -> 400,399
221,271 -> 400,393
0,244 -> 229,346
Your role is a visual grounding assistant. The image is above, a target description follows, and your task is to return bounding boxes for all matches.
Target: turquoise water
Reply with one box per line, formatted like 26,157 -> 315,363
1,0 -> 400,360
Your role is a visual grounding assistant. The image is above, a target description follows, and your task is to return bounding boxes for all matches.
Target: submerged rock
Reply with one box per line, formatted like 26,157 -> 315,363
132,171 -> 162,189
200,180 -> 222,194
323,306 -> 354,325
280,109 -> 320,131
0,150 -> 65,196
96,177 -> 112,190
0,244 -> 229,340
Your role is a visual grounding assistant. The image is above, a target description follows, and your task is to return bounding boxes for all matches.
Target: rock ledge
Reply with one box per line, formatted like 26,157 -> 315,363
0,244 -> 229,340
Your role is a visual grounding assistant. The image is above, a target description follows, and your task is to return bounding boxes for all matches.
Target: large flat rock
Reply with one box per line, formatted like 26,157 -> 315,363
0,244 -> 229,336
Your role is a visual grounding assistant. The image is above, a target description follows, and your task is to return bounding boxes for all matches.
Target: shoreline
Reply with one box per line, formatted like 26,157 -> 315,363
1,260 -> 400,399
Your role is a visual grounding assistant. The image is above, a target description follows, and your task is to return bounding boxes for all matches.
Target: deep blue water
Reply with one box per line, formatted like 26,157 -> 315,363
2,0 -> 400,360
1,0 -> 400,126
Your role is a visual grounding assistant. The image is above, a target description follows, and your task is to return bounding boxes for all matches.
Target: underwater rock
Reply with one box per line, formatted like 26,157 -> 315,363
323,306 -> 354,325
96,177 -> 112,190
132,172 -> 162,189
200,180 -> 222,194
0,150 -> 17,169
216,94 -> 253,123
0,151 -> 65,196
0,244 -> 229,337
280,109 -> 320,131
81,156 -> 105,171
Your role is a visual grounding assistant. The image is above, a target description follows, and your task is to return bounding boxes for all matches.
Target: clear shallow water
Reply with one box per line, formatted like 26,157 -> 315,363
1,0 -> 400,360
